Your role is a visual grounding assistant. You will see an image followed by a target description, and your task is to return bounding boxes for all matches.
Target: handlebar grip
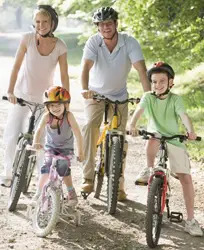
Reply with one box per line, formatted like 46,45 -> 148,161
196,136 -> 201,141
2,96 -> 8,100
2,96 -> 24,105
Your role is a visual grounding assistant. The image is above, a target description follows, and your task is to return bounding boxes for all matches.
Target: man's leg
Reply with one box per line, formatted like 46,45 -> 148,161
81,100 -> 104,193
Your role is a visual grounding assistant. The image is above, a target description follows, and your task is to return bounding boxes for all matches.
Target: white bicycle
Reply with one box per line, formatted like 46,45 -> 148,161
28,149 -> 81,237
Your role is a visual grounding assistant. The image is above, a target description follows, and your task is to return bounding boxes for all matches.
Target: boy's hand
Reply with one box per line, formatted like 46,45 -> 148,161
129,124 -> 138,137
187,132 -> 197,140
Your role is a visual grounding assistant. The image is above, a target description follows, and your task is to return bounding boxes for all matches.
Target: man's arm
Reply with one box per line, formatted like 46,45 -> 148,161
81,58 -> 94,99
129,107 -> 144,136
133,60 -> 151,92
58,53 -> 69,91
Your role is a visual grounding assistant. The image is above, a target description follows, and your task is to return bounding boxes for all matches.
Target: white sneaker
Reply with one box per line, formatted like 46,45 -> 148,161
184,218 -> 203,236
135,167 -> 150,185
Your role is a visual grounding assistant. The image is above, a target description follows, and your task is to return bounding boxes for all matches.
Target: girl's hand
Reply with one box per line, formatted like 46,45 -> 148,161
187,132 -> 197,140
81,90 -> 95,99
77,152 -> 84,162
129,124 -> 138,137
32,143 -> 43,150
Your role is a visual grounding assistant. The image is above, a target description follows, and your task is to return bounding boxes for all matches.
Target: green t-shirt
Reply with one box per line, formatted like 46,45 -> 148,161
139,92 -> 186,148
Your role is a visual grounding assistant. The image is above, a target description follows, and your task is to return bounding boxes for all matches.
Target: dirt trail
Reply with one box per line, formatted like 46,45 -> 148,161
0,33 -> 204,250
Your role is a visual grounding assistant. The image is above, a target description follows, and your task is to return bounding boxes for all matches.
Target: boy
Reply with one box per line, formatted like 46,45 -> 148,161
129,62 -> 203,236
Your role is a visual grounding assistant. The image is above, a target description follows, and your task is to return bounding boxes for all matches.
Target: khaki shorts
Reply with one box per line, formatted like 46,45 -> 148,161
167,143 -> 191,174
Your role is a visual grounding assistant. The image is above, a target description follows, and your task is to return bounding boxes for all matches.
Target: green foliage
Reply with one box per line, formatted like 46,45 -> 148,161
115,0 -> 204,69
57,32 -> 83,65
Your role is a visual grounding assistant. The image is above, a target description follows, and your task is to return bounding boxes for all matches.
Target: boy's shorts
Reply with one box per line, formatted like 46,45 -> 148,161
167,143 -> 191,175
41,148 -> 74,177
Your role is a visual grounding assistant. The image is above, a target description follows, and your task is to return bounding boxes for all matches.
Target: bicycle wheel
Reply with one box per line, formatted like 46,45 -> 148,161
146,177 -> 163,248
8,138 -> 30,211
22,153 -> 36,194
33,188 -> 60,237
94,144 -> 104,198
107,136 -> 122,214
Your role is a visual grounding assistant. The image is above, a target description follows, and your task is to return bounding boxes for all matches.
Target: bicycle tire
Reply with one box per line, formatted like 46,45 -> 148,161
8,138 -> 30,211
146,177 -> 163,248
107,136 -> 122,214
33,188 -> 60,237
94,143 -> 104,198
94,173 -> 104,199
22,154 -> 36,194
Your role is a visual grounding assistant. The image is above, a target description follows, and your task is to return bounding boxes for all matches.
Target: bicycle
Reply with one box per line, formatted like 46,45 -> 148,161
138,129 -> 201,248
30,149 -> 81,238
2,96 -> 44,211
81,94 -> 140,215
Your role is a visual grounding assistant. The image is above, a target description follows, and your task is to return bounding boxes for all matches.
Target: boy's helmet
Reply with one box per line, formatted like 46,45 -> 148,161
43,86 -> 70,104
37,5 -> 58,32
147,62 -> 175,82
92,7 -> 118,24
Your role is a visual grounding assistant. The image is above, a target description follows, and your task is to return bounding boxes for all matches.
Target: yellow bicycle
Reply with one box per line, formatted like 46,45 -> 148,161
93,94 -> 140,214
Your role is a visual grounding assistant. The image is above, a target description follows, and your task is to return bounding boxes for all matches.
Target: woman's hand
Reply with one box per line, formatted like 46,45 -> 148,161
7,93 -> 17,104
187,131 -> 197,140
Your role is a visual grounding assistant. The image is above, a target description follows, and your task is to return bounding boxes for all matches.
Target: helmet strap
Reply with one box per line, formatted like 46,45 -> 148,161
47,106 -> 66,135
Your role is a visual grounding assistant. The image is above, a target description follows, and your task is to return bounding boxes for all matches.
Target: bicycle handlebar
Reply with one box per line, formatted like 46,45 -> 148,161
2,95 -> 25,105
2,95 -> 44,108
93,94 -> 140,104
138,129 -> 201,142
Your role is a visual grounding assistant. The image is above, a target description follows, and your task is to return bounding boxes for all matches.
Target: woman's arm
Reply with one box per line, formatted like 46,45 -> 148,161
58,52 -> 69,91
8,38 -> 27,103
67,112 -> 84,161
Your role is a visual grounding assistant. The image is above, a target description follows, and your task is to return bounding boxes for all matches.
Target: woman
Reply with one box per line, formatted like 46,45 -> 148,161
0,5 -> 69,187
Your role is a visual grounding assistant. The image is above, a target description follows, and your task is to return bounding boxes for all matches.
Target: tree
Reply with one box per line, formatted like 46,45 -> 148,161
115,0 -> 204,69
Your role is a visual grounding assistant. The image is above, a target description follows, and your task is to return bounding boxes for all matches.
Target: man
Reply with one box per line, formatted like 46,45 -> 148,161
80,6 -> 150,200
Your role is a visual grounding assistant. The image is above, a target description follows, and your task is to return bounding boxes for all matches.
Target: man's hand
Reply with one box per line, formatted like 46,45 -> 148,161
81,90 -> 95,99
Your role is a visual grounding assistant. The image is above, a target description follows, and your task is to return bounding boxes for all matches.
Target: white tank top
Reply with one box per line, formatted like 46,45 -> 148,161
14,32 -> 67,103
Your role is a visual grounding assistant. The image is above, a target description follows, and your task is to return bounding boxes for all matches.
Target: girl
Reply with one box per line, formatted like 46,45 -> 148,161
32,86 -> 84,206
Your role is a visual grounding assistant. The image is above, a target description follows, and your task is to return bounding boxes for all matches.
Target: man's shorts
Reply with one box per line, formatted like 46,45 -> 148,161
41,148 -> 74,177
167,143 -> 191,175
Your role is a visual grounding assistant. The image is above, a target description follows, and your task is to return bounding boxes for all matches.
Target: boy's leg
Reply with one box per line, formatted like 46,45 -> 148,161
178,173 -> 203,236
135,138 -> 160,184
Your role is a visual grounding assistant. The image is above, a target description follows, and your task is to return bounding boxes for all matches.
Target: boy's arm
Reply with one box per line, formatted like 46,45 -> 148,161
180,112 -> 197,140
32,113 -> 48,149
129,107 -> 144,136
67,112 -> 84,161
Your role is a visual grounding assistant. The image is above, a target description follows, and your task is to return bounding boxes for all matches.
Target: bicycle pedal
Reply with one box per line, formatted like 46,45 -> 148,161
81,191 -> 90,200
169,212 -> 183,223
135,180 -> 148,186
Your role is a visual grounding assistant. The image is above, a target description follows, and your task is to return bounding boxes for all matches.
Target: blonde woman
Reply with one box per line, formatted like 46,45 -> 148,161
1,5 -> 69,187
